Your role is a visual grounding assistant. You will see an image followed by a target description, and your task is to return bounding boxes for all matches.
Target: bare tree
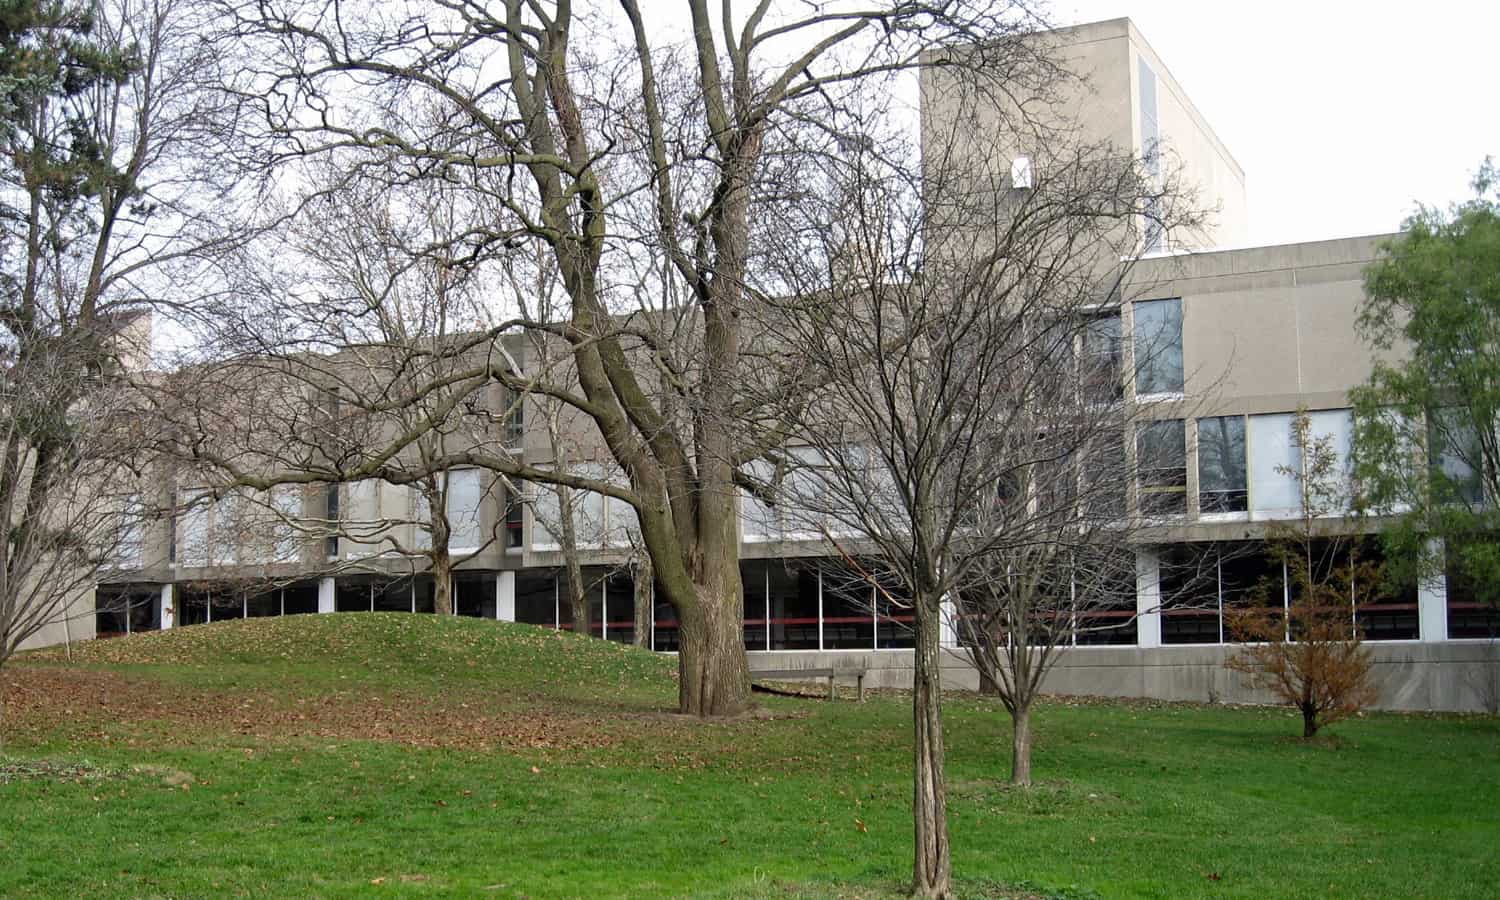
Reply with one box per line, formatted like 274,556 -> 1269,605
763,72 -> 1197,885
0,0 -> 253,670
199,0 -> 1061,718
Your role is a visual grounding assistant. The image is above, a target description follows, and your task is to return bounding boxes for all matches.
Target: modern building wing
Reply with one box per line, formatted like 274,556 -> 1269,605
56,18 -> 1496,711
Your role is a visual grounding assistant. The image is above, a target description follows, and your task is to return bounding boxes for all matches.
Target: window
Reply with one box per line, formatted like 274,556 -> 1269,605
1159,544 -> 1222,644
446,468 -> 483,551
1081,430 -> 1127,521
1138,58 -> 1162,252
113,494 -> 145,569
179,491 -> 211,567
504,481 -> 525,549
1133,298 -> 1182,396
1446,537 -> 1500,638
1010,155 -> 1033,190
1137,419 -> 1187,516
1248,410 -> 1353,519
1430,409 -> 1484,507
502,389 -> 524,448
1081,310 -> 1123,403
271,485 -> 301,563
323,484 -> 340,558
1138,58 -> 1160,176
411,486 -> 433,550
1198,416 -> 1247,513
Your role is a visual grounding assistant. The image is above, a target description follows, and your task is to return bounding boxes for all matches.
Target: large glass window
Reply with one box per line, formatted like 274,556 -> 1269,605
1198,416 -> 1248,513
822,567 -> 875,650
1430,409 -> 1484,507
1352,538 -> 1419,641
1137,419 -> 1187,516
1249,410 -> 1354,519
768,562 -> 820,650
455,572 -> 497,618
742,560 -> 769,650
446,469 -> 483,550
1220,544 -> 1284,641
94,584 -> 160,637
1133,298 -> 1182,396
1159,544 -> 1221,644
1081,430 -> 1127,521
1074,551 -> 1138,645
515,570 -> 558,628
1081,311 -> 1123,403
1446,540 -> 1500,638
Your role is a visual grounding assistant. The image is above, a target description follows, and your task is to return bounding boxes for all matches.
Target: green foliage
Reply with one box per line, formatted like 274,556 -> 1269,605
3,615 -> 1499,897
0,0 -> 136,198
1351,159 -> 1500,602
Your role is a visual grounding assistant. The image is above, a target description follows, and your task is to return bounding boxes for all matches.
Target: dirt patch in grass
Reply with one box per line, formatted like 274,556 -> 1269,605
0,756 -> 133,784
1,665 -> 679,754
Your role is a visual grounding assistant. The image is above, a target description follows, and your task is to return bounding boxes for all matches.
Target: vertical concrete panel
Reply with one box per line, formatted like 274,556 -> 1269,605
317,577 -> 336,614
159,583 -> 175,630
1136,549 -> 1162,648
939,598 -> 957,648
1419,538 -> 1448,642
496,571 -> 516,622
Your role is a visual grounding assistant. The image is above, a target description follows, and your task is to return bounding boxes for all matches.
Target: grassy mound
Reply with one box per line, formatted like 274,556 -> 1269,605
25,613 -> 677,701
4,615 -> 1499,897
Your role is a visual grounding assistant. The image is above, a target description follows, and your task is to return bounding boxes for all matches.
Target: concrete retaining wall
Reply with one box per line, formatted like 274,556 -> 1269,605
749,641 -> 1500,712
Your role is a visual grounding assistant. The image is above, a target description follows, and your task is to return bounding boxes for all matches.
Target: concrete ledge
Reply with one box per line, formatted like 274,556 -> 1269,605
749,642 -> 1500,712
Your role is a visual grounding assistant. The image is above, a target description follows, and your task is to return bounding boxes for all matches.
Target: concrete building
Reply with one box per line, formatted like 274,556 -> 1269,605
65,19 -> 1499,711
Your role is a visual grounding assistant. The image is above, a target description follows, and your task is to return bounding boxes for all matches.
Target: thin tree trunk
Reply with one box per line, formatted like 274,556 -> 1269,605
561,561 -> 588,637
633,556 -> 652,648
432,552 -> 453,616
556,486 -> 590,636
1302,705 -> 1319,738
1010,703 -> 1033,787
911,599 -> 952,898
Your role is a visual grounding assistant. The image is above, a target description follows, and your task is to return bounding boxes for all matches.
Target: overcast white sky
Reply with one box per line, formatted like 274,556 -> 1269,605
1059,0 -> 1500,247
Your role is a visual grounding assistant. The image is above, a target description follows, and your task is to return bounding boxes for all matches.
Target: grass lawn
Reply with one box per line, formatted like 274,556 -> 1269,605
1,614 -> 1496,898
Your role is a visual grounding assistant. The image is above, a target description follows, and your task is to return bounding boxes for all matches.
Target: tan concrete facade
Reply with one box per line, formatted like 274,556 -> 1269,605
44,19 -> 1495,712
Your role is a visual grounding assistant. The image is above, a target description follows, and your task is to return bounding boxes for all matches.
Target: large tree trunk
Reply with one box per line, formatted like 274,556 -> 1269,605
432,551 -> 453,616
911,600 -> 952,898
675,578 -> 751,717
633,556 -> 652,648
1010,703 -> 1033,787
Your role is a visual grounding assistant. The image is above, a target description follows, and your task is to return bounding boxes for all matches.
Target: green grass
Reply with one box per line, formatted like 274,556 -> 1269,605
2,614 -> 1496,898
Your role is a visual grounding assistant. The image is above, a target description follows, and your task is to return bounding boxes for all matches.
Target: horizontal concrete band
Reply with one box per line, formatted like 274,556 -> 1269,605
746,642 -> 1500,713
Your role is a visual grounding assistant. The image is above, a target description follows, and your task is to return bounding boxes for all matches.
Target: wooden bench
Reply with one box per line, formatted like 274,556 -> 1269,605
750,666 -> 868,701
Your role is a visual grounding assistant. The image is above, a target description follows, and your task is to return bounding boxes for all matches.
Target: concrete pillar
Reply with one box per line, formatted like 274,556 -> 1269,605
317,576 -> 336,614
939,597 -> 957,648
496,571 -> 516,622
159,583 -> 175,630
1136,549 -> 1162,649
1418,538 -> 1448,642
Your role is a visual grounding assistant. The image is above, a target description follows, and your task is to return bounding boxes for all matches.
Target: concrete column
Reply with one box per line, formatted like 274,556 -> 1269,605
317,576 -> 336,614
497,571 -> 516,622
1418,538 -> 1448,642
939,596 -> 957,648
159,583 -> 175,630
1136,549 -> 1162,649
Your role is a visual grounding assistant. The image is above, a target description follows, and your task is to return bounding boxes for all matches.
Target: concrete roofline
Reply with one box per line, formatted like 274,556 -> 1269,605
1049,16 -> 1246,181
